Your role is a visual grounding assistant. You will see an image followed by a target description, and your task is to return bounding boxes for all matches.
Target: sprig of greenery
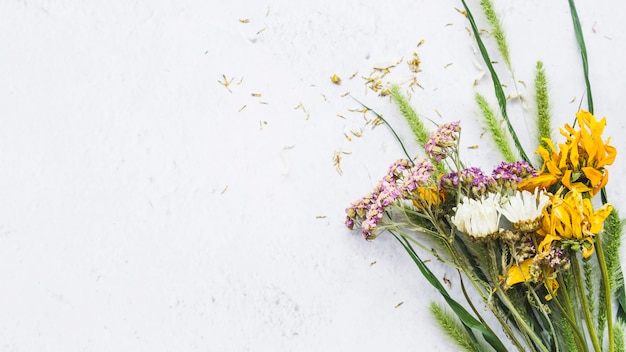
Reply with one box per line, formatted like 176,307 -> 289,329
603,209 -> 624,291
534,61 -> 552,155
480,0 -> 511,70
560,317 -> 580,352
583,258 -> 597,317
598,209 -> 626,341
430,302 -> 480,352
390,85 -> 430,148
615,321 -> 625,352
475,93 -> 516,162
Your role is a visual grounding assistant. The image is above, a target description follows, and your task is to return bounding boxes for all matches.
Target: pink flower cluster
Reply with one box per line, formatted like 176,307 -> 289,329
345,158 -> 434,240
425,121 -> 461,162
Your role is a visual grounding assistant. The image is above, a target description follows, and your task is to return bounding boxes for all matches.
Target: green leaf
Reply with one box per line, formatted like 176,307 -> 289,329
567,0 -> 593,114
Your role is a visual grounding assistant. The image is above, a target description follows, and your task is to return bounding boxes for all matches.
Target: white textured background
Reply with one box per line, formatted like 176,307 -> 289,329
1,0 -> 625,351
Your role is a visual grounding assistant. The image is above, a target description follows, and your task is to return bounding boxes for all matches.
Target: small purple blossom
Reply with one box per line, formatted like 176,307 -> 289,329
492,161 -> 538,183
400,159 -> 435,193
425,121 -> 461,162
440,167 -> 495,198
545,246 -> 569,269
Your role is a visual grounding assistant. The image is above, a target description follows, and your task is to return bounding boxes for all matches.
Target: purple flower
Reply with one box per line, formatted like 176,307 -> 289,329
345,158 -> 435,240
545,246 -> 569,269
440,167 -> 495,197
492,161 -> 538,183
425,121 -> 461,162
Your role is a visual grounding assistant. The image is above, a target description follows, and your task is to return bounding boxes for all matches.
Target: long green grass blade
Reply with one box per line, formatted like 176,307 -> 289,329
391,232 -> 508,352
567,0 -> 593,114
460,0 -> 531,164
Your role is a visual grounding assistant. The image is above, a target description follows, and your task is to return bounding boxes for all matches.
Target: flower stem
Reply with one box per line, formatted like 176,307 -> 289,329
495,288 -> 550,352
457,270 -> 515,351
553,275 -> 588,352
572,254 -> 602,352
596,236 -> 614,352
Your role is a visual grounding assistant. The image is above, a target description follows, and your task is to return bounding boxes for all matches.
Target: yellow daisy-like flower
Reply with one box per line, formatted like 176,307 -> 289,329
519,110 -> 616,196
537,187 -> 613,259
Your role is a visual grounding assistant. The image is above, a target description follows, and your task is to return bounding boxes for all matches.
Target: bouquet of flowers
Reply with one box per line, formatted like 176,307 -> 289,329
343,1 -> 625,351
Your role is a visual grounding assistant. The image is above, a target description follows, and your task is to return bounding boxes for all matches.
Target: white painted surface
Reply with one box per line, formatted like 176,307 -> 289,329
0,1 -> 625,351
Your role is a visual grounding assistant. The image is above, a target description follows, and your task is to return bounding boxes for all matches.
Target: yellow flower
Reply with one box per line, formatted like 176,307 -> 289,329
519,110 -> 615,196
536,187 -> 612,258
505,258 -> 559,300
412,186 -> 446,210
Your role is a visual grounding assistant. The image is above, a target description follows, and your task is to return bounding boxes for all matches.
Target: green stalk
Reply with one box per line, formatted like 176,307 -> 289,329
495,288 -> 550,352
456,271 -> 511,351
556,275 -> 588,351
567,0 -> 593,114
479,243 -> 527,351
511,239 -> 559,350
596,235 -> 615,352
572,255 -> 602,352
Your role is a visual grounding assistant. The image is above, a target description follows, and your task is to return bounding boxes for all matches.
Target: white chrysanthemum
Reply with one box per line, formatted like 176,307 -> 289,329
499,189 -> 550,232
452,193 -> 501,239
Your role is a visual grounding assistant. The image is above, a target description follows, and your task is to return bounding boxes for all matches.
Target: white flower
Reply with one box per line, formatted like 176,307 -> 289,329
452,193 -> 501,239
498,188 -> 550,232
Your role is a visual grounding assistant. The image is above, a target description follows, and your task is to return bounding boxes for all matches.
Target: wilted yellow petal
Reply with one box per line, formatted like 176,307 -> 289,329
590,202 -> 613,233
518,174 -> 558,192
599,144 -> 616,167
537,233 -> 561,255
582,167 -> 604,188
505,258 -> 533,288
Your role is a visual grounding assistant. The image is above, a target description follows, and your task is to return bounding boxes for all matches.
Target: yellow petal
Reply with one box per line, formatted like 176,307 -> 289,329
590,202 -> 613,233
582,167 -> 604,189
518,174 -> 558,192
582,237 -> 595,258
598,145 -> 616,167
505,258 -> 533,288
537,234 -> 562,256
